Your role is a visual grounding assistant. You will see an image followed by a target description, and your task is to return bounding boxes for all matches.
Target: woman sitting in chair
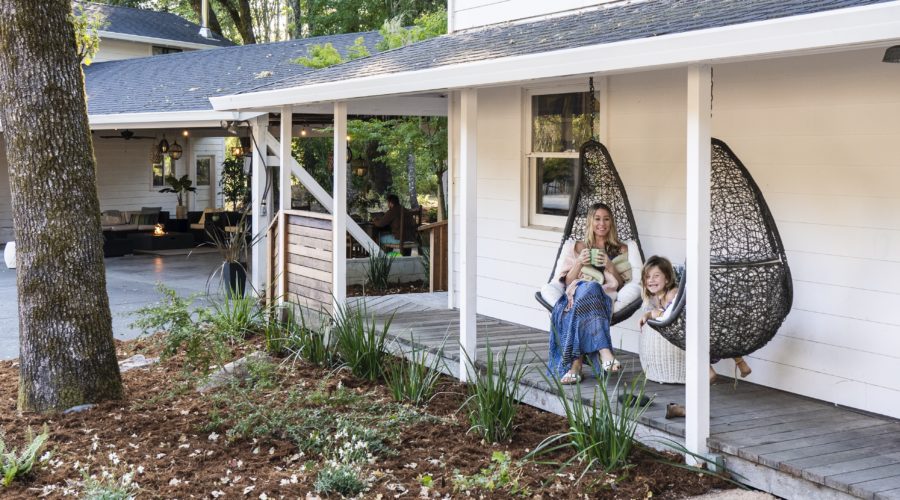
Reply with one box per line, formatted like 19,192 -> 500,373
372,194 -> 418,251
549,202 -> 627,384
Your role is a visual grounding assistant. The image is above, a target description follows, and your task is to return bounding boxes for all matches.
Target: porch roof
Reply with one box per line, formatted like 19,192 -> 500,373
78,1 -> 233,48
211,0 -> 900,110
84,31 -> 382,119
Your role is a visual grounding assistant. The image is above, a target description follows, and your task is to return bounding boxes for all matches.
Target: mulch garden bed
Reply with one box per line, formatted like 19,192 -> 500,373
0,336 -> 735,499
347,280 -> 430,297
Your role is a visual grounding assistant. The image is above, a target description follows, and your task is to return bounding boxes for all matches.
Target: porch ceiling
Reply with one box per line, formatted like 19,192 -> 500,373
211,0 -> 900,111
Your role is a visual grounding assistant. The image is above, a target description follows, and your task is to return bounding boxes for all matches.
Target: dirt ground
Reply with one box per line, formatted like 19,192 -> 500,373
0,336 -> 739,498
347,280 -> 430,297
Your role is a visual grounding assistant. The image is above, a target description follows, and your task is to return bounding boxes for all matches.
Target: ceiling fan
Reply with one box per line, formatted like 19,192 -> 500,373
99,129 -> 156,140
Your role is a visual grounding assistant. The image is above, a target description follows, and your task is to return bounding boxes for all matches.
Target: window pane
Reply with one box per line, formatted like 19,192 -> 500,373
535,157 -> 577,216
196,157 -> 211,186
532,92 -> 597,152
151,163 -> 164,187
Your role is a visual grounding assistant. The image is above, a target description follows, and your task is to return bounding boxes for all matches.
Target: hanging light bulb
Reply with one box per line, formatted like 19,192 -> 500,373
169,140 -> 183,160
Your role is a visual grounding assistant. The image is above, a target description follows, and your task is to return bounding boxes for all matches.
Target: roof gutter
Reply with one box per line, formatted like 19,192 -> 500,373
98,30 -> 226,50
210,1 -> 900,110
89,110 -> 266,130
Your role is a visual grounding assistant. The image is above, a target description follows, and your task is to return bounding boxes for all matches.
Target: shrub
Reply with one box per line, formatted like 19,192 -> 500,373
463,344 -> 529,442
79,471 -> 139,499
282,307 -> 334,366
331,303 -> 391,381
314,463 -> 365,496
384,336 -> 444,406
208,294 -> 264,340
0,426 -> 49,487
530,372 -> 650,476
131,283 -> 202,338
365,250 -> 395,291
452,450 -> 528,496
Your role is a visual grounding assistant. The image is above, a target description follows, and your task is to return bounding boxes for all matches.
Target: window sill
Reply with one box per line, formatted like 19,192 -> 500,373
517,225 -> 564,243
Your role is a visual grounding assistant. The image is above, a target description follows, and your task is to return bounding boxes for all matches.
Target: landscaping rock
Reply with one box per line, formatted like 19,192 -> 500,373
62,404 -> 97,414
197,351 -> 272,394
118,354 -> 159,373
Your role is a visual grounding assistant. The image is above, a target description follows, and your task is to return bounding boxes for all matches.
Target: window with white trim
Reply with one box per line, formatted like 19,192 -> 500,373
151,156 -> 174,188
526,86 -> 599,228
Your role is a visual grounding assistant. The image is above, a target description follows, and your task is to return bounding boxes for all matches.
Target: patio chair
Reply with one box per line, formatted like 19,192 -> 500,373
534,140 -> 645,326
647,139 -> 793,359
382,206 -> 423,256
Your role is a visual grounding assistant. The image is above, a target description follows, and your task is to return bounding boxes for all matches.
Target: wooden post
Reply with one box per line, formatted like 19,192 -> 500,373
685,64 -> 712,464
279,106 -> 292,303
250,115 -> 269,294
332,102 -> 348,312
459,88 -> 477,383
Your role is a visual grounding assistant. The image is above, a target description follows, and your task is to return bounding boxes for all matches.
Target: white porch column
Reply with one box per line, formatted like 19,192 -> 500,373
183,134 -> 194,211
332,102 -> 348,311
250,115 -> 269,294
279,106 -> 293,303
446,92 -> 458,310
685,64 -> 712,463
459,88 -> 477,383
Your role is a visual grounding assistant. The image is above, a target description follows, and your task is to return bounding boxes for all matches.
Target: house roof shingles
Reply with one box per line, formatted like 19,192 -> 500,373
80,1 -> 234,48
241,0 -> 894,95
84,31 -> 382,115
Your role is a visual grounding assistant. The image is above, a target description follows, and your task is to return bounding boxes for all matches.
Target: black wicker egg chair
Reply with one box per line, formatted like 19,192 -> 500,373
647,138 -> 793,360
534,139 -> 646,326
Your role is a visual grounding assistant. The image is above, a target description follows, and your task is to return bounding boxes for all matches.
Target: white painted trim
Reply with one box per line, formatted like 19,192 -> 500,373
210,2 -> 900,110
459,89 -> 478,383
263,131 -> 380,255
447,92 -> 457,310
89,110 -> 266,130
332,102 -> 348,311
685,64 -> 712,464
250,116 -> 269,294
279,107 -> 292,303
97,30 -> 226,51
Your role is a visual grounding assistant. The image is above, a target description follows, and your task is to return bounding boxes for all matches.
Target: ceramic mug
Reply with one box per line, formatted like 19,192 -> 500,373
589,248 -> 607,268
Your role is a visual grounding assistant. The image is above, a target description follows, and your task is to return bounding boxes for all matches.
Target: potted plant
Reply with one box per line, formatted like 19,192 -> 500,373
207,213 -> 249,297
159,174 -> 197,219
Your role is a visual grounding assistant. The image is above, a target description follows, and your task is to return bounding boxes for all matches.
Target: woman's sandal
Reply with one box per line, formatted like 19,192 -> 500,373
734,357 -> 752,378
560,372 -> 582,385
602,359 -> 621,373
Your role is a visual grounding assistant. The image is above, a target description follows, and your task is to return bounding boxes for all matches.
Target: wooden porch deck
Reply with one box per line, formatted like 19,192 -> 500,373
351,294 -> 900,500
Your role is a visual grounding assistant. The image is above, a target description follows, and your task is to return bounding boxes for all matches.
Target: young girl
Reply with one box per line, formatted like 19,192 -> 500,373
638,256 -> 752,382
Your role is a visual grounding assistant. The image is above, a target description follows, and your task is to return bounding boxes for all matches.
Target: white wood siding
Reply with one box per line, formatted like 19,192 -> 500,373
452,0 -> 620,32
467,47 -> 900,419
93,38 -> 153,62
93,134 -> 187,213
190,137 -> 225,209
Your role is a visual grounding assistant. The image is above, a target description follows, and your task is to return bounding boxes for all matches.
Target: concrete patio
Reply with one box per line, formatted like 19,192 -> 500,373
0,249 -> 222,360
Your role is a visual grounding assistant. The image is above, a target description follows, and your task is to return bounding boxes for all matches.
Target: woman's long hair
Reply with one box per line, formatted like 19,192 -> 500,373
585,202 -> 623,258
640,255 -> 678,302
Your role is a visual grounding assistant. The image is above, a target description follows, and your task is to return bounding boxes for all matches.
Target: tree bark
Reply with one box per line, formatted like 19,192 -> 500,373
214,0 -> 256,44
405,151 -> 418,208
0,0 -> 123,412
288,0 -> 303,38
188,0 -> 224,38
435,167 -> 447,221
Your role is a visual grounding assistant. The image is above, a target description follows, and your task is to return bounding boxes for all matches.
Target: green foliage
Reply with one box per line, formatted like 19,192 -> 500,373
376,7 -> 447,51
365,250 -> 395,291
383,336 -> 444,406
283,310 -> 334,366
208,294 -> 265,340
331,304 -> 391,381
294,42 -> 345,68
0,426 -> 49,487
303,0 -> 445,37
220,156 -> 249,210
79,470 -> 140,500
70,3 -> 107,65
452,451 -> 529,496
529,373 -> 650,476
130,285 -> 228,375
463,344 -> 529,442
314,463 -> 365,497
159,174 -> 197,206
346,36 -> 372,60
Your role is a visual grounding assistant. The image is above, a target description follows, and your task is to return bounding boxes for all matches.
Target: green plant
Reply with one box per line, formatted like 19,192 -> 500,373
130,283 -> 201,337
314,463 -> 365,496
158,174 -> 196,208
283,308 -> 334,366
208,294 -> 264,340
383,336 -> 444,406
452,451 -> 529,495
365,250 -> 395,291
0,426 -> 49,487
220,156 -> 249,210
331,303 -> 391,381
463,344 -> 529,442
79,470 -> 139,499
529,372 -> 650,477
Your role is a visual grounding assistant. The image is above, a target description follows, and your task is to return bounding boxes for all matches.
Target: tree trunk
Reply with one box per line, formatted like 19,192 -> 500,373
215,0 -> 256,44
435,168 -> 447,221
0,0 -> 123,412
188,0 -> 224,37
288,0 -> 303,38
406,151 -> 418,208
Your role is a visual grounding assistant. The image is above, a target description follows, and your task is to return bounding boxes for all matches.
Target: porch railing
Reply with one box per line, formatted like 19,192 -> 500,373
266,209 -> 334,315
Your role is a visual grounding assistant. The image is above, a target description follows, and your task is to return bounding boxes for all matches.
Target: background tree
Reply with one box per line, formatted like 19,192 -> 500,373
0,0 -> 123,412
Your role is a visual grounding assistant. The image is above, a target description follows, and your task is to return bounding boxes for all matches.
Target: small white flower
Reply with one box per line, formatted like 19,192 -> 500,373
258,493 -> 268,500
169,478 -> 182,486
39,451 -> 51,462
208,432 -> 220,442
211,490 -> 225,498
108,452 -> 120,465
137,465 -> 144,474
